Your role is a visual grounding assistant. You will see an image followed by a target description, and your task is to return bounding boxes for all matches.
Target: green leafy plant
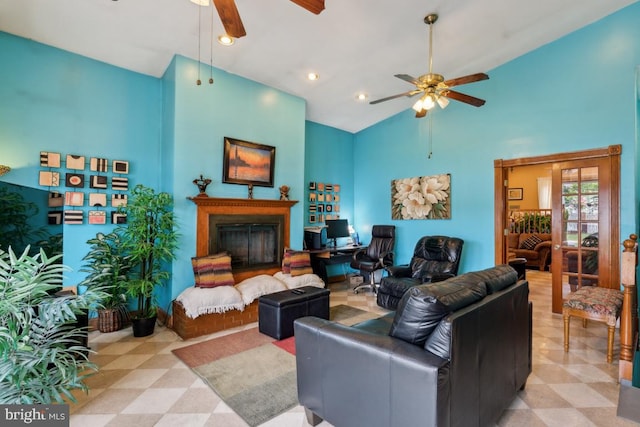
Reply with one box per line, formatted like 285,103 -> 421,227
80,231 -> 131,309
0,247 -> 107,404
120,184 -> 178,321
80,232 -> 132,332
0,186 -> 47,256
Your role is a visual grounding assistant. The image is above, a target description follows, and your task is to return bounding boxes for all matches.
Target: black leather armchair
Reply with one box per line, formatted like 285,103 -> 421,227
350,225 -> 395,293
377,235 -> 464,310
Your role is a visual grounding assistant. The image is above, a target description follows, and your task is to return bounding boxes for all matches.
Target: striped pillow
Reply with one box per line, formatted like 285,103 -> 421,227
290,251 -> 313,277
191,253 -> 235,288
282,248 -> 293,274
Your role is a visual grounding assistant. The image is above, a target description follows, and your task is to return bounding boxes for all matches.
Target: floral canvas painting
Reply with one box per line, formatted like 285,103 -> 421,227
391,174 -> 451,220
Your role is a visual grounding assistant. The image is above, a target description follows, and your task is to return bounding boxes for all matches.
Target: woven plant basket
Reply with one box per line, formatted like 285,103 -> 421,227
98,308 -> 123,333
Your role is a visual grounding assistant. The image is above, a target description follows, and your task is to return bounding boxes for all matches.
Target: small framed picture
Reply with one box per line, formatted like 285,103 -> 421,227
508,188 -> 523,200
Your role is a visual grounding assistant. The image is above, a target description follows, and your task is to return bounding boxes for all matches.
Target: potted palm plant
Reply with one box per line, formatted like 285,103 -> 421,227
0,246 -> 106,403
80,231 -> 131,333
120,184 -> 178,337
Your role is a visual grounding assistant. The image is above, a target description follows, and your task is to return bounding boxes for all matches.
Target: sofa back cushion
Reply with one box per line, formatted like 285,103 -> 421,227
465,264 -> 518,294
389,277 -> 487,346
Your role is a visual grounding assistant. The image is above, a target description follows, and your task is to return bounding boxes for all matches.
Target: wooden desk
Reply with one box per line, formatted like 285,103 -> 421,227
308,245 -> 365,283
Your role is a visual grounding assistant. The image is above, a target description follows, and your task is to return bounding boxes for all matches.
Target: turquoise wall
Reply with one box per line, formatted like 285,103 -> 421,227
304,121 -> 356,276
354,4 -> 640,272
162,56 -> 307,308
0,32 -> 162,286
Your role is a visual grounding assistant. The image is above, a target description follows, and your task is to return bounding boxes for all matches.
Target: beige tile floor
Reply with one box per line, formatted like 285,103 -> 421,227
69,271 -> 639,426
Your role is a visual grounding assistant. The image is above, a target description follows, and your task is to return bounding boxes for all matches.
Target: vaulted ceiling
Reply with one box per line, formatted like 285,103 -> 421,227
0,0 -> 636,132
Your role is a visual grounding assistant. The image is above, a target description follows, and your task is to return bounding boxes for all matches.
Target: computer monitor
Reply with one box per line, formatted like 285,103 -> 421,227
325,219 -> 350,247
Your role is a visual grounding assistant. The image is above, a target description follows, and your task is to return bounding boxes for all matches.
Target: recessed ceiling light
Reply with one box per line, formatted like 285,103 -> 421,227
307,72 -> 319,81
218,34 -> 235,46
356,93 -> 368,101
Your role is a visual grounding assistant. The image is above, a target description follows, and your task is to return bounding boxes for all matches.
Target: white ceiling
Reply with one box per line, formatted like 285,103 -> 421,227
0,0 -> 637,133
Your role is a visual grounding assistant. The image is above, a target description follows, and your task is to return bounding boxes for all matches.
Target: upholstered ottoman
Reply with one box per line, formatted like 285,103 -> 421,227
258,286 -> 330,340
563,286 -> 624,363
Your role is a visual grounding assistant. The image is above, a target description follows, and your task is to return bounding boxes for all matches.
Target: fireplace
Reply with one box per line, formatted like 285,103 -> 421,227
210,215 -> 285,270
189,197 -> 298,283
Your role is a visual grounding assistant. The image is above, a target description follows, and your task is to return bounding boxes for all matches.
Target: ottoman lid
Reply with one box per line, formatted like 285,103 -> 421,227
259,286 -> 329,307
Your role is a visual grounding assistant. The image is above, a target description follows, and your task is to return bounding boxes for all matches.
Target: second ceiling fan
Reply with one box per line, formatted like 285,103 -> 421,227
371,13 -> 489,118
212,0 -> 325,38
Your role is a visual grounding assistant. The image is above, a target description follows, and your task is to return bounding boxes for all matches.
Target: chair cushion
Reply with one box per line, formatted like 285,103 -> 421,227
289,251 -> 313,277
563,287 -> 623,317
389,279 -> 487,346
191,252 -> 235,288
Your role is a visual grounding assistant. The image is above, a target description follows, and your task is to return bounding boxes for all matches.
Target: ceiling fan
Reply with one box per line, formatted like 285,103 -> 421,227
212,0 -> 325,38
370,13 -> 489,118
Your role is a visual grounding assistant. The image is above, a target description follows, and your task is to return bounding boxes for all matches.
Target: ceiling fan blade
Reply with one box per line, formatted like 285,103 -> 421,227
395,74 -> 420,85
415,109 -> 428,118
443,73 -> 489,88
289,0 -> 325,14
442,90 -> 486,107
370,90 -> 422,105
213,0 -> 246,38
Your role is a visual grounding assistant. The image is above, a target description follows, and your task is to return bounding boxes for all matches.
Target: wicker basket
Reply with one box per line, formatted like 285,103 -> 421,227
98,307 -> 124,333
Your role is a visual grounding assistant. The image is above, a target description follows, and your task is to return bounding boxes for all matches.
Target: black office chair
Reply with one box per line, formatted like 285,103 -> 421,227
350,225 -> 395,294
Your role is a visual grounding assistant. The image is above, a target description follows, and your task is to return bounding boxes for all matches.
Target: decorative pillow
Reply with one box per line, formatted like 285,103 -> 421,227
176,286 -> 244,319
282,248 -> 293,274
192,253 -> 235,288
235,274 -> 287,305
519,234 -> 542,250
289,251 -> 313,277
389,279 -> 487,346
273,271 -> 325,289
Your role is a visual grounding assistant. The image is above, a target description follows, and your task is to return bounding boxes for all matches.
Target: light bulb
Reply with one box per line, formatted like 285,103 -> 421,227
437,96 -> 449,109
423,94 -> 436,110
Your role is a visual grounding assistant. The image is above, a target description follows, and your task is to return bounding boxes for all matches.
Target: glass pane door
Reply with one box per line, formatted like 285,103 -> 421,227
560,167 -> 599,291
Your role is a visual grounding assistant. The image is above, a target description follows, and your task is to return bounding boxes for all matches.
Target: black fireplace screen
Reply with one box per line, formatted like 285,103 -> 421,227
209,215 -> 284,271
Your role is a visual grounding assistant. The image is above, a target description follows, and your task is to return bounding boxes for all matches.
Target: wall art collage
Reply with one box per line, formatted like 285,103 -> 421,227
307,182 -> 341,224
39,152 -> 130,225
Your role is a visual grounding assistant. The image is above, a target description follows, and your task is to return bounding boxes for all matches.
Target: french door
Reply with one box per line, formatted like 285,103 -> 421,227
550,158 -> 612,313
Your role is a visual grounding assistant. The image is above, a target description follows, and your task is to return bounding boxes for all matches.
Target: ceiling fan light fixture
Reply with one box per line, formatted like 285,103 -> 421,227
190,0 -> 210,6
436,95 -> 449,109
218,34 -> 234,46
412,97 -> 424,112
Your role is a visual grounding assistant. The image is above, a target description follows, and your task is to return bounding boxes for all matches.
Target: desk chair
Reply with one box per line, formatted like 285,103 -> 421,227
351,225 -> 395,294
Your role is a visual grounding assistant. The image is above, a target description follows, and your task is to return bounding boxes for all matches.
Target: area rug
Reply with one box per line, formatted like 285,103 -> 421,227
172,304 -> 378,426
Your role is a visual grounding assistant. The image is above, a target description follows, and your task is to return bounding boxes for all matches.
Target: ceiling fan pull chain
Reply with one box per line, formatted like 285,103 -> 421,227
197,4 -> 202,86
209,4 -> 214,84
427,113 -> 433,159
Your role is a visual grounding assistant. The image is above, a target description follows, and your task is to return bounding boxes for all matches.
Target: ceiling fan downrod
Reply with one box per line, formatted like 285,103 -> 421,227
425,14 -> 438,75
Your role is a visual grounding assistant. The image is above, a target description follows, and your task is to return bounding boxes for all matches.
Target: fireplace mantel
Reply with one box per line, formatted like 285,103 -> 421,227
188,196 -> 298,210
188,196 -> 298,282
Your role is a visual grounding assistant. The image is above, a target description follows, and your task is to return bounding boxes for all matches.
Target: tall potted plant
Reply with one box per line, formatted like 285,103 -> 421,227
120,184 -> 178,337
80,231 -> 131,333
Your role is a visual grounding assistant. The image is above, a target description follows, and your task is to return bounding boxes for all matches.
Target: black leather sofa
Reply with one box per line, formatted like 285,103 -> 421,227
377,235 -> 464,310
294,265 -> 531,427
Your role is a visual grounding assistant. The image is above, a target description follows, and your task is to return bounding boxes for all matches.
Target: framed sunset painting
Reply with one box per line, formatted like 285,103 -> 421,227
222,137 -> 275,187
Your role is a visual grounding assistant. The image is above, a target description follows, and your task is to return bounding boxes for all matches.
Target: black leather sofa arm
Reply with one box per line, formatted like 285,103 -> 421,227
385,264 -> 412,277
294,316 -> 449,427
